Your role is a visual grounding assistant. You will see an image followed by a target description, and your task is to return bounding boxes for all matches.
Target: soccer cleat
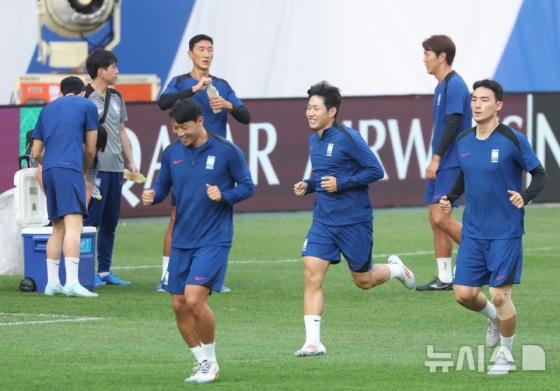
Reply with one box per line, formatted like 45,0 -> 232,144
294,342 -> 326,357
488,349 -> 515,375
220,285 -> 231,293
184,362 -> 201,383
416,277 -> 453,291
44,283 -> 64,296
63,284 -> 98,297
94,274 -> 106,286
155,280 -> 165,292
388,255 -> 415,290
100,273 -> 131,285
196,360 -> 219,383
486,319 -> 500,348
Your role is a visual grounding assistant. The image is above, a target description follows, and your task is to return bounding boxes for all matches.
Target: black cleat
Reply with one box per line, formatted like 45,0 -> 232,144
416,277 -> 453,291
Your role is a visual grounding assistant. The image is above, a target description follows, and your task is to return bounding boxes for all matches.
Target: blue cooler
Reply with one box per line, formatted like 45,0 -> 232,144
21,227 -> 97,292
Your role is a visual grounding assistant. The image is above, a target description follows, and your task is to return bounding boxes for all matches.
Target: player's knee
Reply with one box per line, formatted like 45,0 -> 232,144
491,292 -> 516,321
354,279 -> 371,290
454,289 -> 474,306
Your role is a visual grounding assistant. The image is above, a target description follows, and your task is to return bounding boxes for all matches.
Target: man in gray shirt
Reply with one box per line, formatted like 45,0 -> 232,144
83,49 -> 138,286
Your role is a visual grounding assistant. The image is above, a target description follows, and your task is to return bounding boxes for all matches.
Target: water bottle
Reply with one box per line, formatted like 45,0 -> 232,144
92,186 -> 102,201
123,169 -> 147,183
206,83 -> 222,113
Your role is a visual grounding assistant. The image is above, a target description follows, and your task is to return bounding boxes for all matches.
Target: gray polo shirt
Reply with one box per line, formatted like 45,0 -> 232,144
88,88 -> 128,172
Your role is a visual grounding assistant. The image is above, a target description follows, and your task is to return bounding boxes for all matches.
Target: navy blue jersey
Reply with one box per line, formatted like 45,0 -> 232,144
304,123 -> 384,226
152,133 -> 254,248
432,73 -> 472,169
161,74 -> 244,137
456,124 -> 541,239
32,95 -> 98,173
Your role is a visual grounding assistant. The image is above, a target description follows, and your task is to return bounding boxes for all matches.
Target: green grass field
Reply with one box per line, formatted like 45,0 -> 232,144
1,205 -> 559,390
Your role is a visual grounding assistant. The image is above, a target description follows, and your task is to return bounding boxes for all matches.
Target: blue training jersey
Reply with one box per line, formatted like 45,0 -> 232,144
152,133 -> 254,248
32,95 -> 98,172
304,123 -> 384,226
432,72 -> 472,170
160,74 -> 244,137
456,123 -> 541,239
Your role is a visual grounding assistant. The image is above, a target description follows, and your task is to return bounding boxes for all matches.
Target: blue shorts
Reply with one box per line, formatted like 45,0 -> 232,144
302,220 -> 373,273
454,235 -> 523,287
424,167 -> 461,206
43,168 -> 87,221
165,246 -> 230,294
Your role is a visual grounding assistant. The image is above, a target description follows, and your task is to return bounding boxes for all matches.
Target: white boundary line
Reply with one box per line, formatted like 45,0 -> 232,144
110,246 -> 560,270
0,312 -> 105,327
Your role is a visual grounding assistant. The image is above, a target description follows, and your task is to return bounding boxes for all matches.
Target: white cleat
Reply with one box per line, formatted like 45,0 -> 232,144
196,360 -> 219,383
486,319 -> 500,348
488,348 -> 515,375
44,283 -> 64,296
294,342 -> 326,357
63,284 -> 98,297
184,362 -> 201,383
388,255 -> 415,290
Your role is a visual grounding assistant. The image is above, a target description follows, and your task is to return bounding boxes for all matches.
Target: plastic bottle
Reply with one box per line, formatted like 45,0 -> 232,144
123,169 -> 147,183
206,83 -> 222,113
91,186 -> 102,201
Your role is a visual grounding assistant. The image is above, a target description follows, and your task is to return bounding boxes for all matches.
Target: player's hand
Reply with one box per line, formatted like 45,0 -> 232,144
508,190 -> 524,209
425,159 -> 440,180
194,77 -> 212,92
209,95 -> 231,111
320,176 -> 337,192
293,181 -> 308,196
439,195 -> 452,213
206,183 -> 223,202
141,189 -> 155,205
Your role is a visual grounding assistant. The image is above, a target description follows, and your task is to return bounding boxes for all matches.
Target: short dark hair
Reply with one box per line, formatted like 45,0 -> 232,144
60,76 -> 85,95
307,81 -> 341,118
170,98 -> 202,123
189,34 -> 213,51
422,35 -> 456,66
472,79 -> 504,102
86,49 -> 118,79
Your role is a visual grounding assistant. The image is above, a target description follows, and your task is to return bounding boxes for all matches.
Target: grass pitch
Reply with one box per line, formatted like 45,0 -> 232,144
1,205 -> 559,390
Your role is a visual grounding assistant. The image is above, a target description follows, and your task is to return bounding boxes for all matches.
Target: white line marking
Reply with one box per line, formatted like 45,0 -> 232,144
0,312 -> 105,327
109,246 -> 560,270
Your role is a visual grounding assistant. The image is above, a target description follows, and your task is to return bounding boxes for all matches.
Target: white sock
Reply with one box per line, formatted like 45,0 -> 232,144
190,344 -> 203,363
500,334 -> 515,355
478,300 -> 497,322
46,259 -> 60,285
304,315 -> 321,344
98,271 -> 109,278
200,342 -> 216,362
161,256 -> 169,280
437,258 -> 453,283
64,257 -> 80,286
387,262 -> 402,279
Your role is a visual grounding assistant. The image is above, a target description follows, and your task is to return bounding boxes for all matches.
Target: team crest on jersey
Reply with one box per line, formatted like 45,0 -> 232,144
206,155 -> 216,169
491,149 -> 499,163
326,143 -> 334,156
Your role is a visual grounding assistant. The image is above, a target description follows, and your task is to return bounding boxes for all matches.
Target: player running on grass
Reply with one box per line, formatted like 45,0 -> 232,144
293,81 -> 415,357
142,98 -> 254,383
440,79 -> 547,375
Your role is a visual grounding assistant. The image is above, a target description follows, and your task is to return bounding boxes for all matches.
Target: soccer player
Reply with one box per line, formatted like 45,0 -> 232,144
141,98 -> 254,383
293,81 -> 415,356
83,49 -> 138,286
440,79 -> 548,375
31,76 -> 98,297
156,34 -> 251,292
417,35 -> 471,291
